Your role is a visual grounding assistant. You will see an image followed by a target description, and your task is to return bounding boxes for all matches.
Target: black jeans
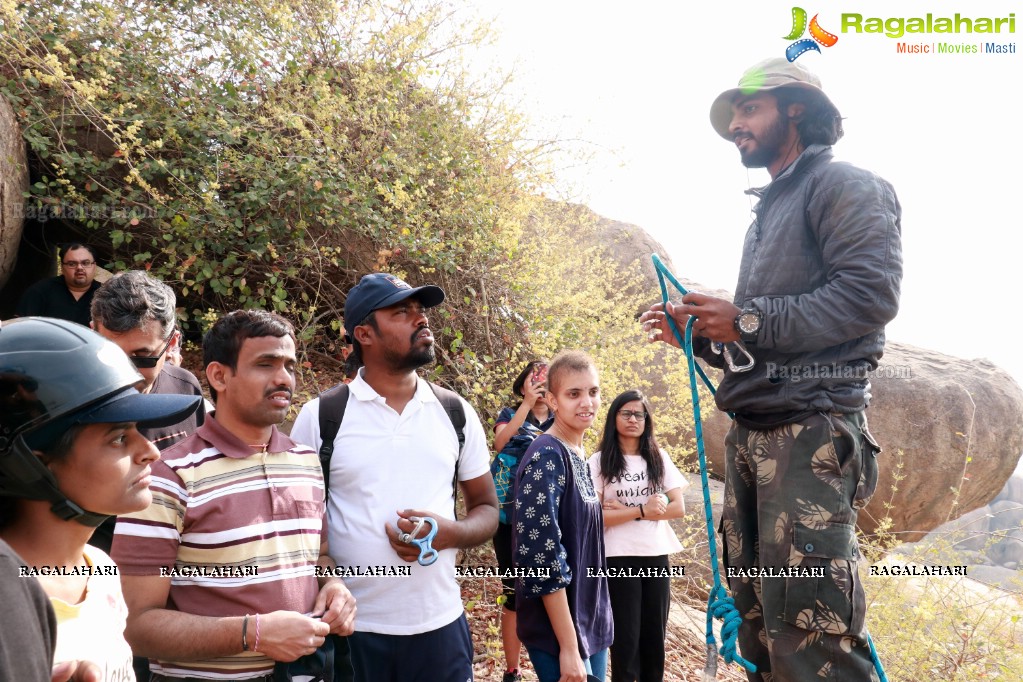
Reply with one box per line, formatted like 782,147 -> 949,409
606,554 -> 671,682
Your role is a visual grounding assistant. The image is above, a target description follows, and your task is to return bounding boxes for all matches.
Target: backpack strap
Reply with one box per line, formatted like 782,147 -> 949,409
428,383 -> 466,453
427,382 -> 466,515
317,383 -> 351,499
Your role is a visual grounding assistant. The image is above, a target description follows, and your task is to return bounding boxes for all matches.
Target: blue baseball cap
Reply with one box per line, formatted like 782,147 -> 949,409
343,273 -> 445,338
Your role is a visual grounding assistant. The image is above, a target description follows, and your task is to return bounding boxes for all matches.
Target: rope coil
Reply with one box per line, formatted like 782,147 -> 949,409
652,254 -> 756,677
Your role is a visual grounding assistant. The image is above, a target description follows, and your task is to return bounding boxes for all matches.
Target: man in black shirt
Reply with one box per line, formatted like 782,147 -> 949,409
16,243 -> 101,326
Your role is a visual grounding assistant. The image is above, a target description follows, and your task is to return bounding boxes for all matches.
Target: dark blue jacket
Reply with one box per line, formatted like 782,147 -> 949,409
699,145 -> 903,426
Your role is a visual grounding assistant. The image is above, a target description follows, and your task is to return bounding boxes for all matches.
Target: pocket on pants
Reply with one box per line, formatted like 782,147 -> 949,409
782,522 -> 864,635
854,424 -> 882,510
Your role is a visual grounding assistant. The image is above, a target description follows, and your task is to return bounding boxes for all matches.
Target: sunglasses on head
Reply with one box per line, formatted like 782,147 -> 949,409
130,332 -> 174,369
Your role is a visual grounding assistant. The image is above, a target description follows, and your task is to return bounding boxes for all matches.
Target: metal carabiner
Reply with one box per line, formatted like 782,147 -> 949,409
397,516 -> 439,566
712,341 -> 756,373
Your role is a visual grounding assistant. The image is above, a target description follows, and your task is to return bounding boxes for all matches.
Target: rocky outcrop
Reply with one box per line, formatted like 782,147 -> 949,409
0,94 -> 29,290
853,342 -> 1023,539
923,469 -> 1023,573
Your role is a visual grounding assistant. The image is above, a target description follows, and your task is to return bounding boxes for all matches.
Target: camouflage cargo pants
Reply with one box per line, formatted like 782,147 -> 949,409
721,411 -> 882,682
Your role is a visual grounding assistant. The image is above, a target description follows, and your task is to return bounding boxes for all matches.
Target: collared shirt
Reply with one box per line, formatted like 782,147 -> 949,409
290,369 -> 490,635
16,276 -> 101,326
111,416 -> 324,680
140,363 -> 207,451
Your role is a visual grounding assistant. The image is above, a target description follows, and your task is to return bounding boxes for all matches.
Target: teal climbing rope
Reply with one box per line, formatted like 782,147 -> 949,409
652,254 -> 755,679
650,254 -> 888,682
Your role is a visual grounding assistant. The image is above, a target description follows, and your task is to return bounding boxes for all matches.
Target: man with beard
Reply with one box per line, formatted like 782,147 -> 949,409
641,58 -> 902,681
291,273 -> 497,682
112,310 -> 356,681
17,243 -> 102,326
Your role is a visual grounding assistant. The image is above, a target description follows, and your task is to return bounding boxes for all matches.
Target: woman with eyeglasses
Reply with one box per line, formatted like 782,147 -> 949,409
588,390 -> 688,682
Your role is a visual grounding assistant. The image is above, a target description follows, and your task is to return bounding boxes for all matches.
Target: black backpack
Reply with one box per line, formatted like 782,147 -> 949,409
316,382 -> 466,509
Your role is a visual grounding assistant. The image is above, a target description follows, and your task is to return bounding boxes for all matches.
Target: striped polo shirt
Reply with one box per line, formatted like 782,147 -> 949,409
111,416 -> 324,680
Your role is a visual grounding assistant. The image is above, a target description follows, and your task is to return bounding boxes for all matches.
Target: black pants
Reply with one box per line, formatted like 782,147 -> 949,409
606,555 -> 671,682
330,634 -> 354,682
348,613 -> 472,682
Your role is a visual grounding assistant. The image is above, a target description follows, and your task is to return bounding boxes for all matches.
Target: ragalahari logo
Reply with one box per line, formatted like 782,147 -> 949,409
784,7 -> 838,61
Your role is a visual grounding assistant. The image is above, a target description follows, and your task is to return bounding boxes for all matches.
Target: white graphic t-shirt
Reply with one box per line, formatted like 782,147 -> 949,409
588,449 -> 688,558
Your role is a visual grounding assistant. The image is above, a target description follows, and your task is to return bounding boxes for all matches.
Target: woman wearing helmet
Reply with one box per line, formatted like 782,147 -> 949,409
0,317 -> 201,681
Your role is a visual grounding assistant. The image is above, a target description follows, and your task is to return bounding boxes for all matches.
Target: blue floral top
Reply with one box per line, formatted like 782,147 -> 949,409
512,434 -> 613,658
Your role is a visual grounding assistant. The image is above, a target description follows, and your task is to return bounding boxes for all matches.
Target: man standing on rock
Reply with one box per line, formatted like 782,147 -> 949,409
642,57 -> 902,681
16,242 -> 102,326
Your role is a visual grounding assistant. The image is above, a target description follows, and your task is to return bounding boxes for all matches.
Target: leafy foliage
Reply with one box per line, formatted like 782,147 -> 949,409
1,0 -> 523,347
1,0 -> 699,450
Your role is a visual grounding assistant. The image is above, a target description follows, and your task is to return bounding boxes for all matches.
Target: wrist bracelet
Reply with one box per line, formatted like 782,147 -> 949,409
639,504 -> 646,518
254,613 -> 261,652
242,614 -> 249,651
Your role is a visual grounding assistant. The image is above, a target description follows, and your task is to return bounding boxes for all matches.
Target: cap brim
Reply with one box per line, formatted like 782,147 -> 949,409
710,87 -> 744,140
73,388 -> 202,429
409,285 -> 445,308
375,284 -> 445,313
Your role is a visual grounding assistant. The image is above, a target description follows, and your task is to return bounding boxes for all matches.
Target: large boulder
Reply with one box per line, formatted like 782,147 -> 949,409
0,94 -> 29,290
857,343 -> 1023,539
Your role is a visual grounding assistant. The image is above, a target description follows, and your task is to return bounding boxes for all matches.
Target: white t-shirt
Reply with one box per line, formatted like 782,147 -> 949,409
588,449 -> 688,558
290,371 -> 490,635
50,546 -> 135,682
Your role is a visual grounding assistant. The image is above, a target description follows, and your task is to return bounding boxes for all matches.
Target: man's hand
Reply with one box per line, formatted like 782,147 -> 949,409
311,578 -> 356,636
51,660 -> 102,682
257,611 -> 330,662
386,509 -> 456,562
640,293 -> 741,345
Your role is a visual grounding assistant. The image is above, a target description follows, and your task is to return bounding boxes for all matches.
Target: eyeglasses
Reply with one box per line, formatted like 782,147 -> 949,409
130,332 -> 175,369
618,410 -> 647,422
62,260 -> 95,269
